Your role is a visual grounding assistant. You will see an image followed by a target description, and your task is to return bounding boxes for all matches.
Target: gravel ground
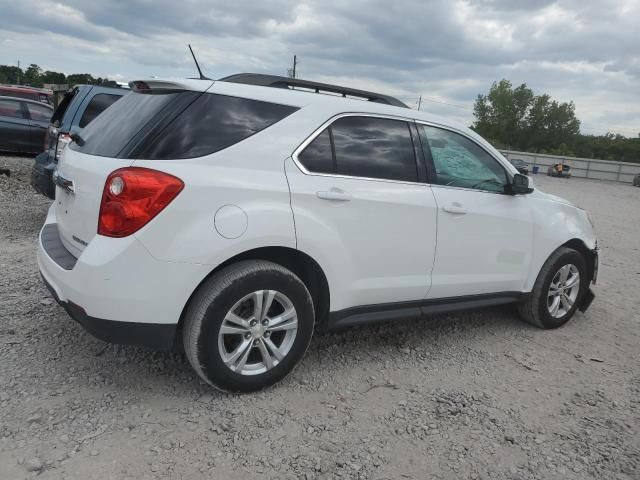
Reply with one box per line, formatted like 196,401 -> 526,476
0,154 -> 638,480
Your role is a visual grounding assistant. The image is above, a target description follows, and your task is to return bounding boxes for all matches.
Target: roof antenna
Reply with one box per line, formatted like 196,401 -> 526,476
188,44 -> 210,80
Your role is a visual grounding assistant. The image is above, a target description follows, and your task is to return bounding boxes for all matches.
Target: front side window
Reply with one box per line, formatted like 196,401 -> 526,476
79,94 -> 121,128
420,125 -> 507,192
26,102 -> 52,121
0,99 -> 24,119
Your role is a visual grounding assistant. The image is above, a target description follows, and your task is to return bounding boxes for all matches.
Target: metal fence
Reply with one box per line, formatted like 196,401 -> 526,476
499,150 -> 640,184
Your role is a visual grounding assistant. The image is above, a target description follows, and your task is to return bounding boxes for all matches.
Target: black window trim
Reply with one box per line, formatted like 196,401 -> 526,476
292,112 -> 427,185
415,120 -> 515,195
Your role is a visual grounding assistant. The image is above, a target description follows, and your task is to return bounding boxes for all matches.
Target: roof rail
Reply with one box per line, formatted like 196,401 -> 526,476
219,73 -> 409,109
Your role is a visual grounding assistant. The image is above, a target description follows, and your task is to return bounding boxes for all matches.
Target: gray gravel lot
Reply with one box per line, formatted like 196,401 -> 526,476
0,154 -> 638,479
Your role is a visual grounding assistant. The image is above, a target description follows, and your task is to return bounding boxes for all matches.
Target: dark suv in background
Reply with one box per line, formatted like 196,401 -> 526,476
32,84 -> 127,198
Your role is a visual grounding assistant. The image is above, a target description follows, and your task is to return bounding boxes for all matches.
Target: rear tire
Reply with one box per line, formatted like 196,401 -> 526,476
518,247 -> 587,329
183,260 -> 315,393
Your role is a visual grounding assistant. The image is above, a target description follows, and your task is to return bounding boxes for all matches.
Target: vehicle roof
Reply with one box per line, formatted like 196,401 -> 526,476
0,95 -> 53,108
0,85 -> 52,95
132,77 -> 468,129
130,77 -> 511,167
70,84 -> 129,94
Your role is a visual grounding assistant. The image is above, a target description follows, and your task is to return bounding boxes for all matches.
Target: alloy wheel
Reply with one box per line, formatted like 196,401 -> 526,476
218,290 -> 298,376
547,264 -> 580,318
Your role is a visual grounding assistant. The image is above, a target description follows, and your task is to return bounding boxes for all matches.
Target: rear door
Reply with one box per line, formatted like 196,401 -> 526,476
417,124 -> 534,298
285,115 -> 438,311
0,98 -> 31,152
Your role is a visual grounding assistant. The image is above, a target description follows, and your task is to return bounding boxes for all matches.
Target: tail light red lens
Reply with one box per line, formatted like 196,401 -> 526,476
98,167 -> 184,238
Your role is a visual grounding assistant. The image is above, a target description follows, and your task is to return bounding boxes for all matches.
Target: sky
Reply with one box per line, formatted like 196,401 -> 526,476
1,0 -> 638,136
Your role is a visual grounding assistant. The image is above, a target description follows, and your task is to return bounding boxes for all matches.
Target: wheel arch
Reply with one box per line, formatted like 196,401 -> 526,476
177,246 -> 331,334
561,238 -> 596,283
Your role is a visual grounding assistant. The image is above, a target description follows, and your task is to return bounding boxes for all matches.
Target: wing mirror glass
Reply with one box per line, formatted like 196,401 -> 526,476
508,173 -> 534,195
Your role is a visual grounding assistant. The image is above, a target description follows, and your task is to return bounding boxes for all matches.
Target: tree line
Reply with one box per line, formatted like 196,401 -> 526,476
0,63 -> 118,89
472,79 -> 639,163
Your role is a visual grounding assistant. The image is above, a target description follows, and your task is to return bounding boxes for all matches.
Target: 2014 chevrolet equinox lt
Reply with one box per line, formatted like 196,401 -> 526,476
38,74 -> 599,392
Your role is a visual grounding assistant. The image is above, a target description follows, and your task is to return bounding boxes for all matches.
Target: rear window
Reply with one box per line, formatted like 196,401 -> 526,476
78,93 -> 121,128
70,91 -> 191,158
135,93 -> 299,160
71,91 -> 298,159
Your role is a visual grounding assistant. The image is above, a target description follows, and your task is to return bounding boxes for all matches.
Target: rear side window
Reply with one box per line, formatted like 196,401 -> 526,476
298,128 -> 334,174
298,116 -> 418,182
0,99 -> 24,118
136,93 -> 298,160
78,94 -> 121,128
331,116 -> 417,182
26,102 -> 52,121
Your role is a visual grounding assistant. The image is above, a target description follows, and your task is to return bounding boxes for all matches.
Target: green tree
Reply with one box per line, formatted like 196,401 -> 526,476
0,65 -> 23,84
66,73 -> 96,85
473,80 -> 580,153
23,64 -> 43,86
40,70 -> 66,85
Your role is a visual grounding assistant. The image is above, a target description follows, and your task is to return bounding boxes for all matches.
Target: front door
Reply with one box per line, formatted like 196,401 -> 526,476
418,124 -> 534,299
285,115 -> 438,312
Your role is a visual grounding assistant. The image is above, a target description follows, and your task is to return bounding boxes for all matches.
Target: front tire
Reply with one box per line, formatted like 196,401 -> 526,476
518,247 -> 587,329
183,261 -> 315,393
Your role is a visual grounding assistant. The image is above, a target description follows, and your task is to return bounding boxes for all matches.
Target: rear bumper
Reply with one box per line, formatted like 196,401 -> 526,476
37,205 -> 209,350
41,273 -> 176,350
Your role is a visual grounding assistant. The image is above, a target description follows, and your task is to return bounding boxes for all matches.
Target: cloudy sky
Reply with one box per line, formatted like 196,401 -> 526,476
1,0 -> 638,136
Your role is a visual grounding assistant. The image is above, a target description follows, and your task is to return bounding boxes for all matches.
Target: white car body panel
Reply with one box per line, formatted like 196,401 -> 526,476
284,157 -> 438,311
38,77 -> 598,336
426,185 -> 535,298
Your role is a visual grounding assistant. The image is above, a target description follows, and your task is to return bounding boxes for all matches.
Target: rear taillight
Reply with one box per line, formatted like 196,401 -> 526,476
98,167 -> 184,238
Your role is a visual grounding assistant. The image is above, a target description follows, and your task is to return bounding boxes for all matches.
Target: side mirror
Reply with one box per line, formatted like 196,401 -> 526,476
507,173 -> 534,195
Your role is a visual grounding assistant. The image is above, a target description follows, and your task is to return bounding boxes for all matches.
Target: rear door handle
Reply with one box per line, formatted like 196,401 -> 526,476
316,189 -> 352,202
442,203 -> 467,214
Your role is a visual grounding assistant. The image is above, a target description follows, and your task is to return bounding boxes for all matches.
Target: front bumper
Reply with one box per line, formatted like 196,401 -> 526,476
37,206 -> 209,350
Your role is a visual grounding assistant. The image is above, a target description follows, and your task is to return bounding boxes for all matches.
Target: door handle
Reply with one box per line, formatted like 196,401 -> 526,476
316,189 -> 352,202
442,203 -> 467,214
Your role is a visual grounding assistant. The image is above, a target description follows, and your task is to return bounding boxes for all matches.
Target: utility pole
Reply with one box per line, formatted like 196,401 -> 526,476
417,95 -> 422,111
288,55 -> 297,79
17,60 -> 20,85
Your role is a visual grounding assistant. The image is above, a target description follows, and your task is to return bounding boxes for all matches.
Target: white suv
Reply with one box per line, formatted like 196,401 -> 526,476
38,74 -> 598,392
